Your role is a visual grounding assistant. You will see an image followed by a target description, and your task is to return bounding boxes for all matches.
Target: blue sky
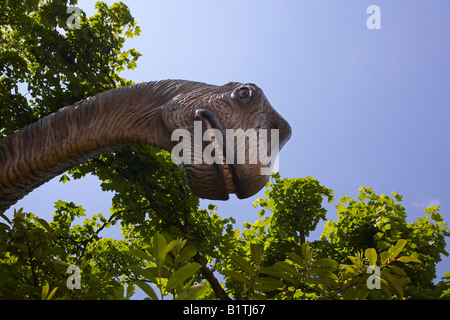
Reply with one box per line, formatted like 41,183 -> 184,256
13,0 -> 450,282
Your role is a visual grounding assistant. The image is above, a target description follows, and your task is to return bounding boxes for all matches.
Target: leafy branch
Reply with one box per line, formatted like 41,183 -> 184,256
126,232 -> 205,300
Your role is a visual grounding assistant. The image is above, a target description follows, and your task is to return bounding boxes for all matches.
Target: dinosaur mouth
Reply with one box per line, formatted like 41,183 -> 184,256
194,109 -> 238,198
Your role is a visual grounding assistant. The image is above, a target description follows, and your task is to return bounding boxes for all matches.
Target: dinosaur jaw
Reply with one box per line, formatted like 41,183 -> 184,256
190,108 -> 240,200
192,108 -> 276,200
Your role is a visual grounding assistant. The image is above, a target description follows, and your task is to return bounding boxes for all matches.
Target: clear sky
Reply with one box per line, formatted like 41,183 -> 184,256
13,0 -> 450,282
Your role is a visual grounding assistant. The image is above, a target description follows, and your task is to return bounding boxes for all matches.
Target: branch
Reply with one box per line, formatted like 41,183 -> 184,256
193,254 -> 231,300
298,220 -> 306,245
325,271 -> 364,300
76,211 -> 119,265
140,181 -> 230,300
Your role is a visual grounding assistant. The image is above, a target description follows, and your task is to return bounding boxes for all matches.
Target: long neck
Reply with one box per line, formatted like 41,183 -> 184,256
0,80 -> 183,213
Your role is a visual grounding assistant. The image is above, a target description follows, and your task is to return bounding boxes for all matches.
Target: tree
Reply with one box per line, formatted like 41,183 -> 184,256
0,0 -> 141,138
219,175 -> 447,300
318,187 -> 449,299
1,0 -> 449,300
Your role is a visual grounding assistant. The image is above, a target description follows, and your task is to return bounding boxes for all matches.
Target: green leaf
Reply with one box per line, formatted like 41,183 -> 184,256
41,281 -> 58,300
153,232 -> 168,268
259,266 -> 283,278
222,270 -> 250,286
177,246 -> 197,263
341,265 -> 357,276
126,283 -> 136,299
358,192 -> 368,201
128,60 -> 137,70
304,277 -> 336,285
231,256 -> 254,275
301,242 -> 313,262
311,258 -> 339,270
341,195 -> 352,203
387,265 -> 407,277
169,238 -> 185,255
141,266 -> 171,278
306,268 -> 339,280
0,211 -> 12,225
381,270 -> 404,298
133,280 -> 158,300
41,282 -> 49,300
380,281 -> 393,298
396,256 -> 422,263
175,283 -> 206,300
59,174 -> 70,184
166,262 -> 201,292
37,218 -> 53,233
275,261 -> 300,278
46,287 -> 58,300
130,249 -> 153,262
111,285 -> 126,300
343,286 -> 369,300
365,248 -> 377,266
380,251 -> 391,265
163,239 -> 181,266
391,239 -> 407,259
265,267 -> 298,285
250,244 -> 263,268
165,239 -> 180,256
255,277 -> 284,291
128,265 -> 157,282
287,252 -> 305,267
347,255 -> 361,267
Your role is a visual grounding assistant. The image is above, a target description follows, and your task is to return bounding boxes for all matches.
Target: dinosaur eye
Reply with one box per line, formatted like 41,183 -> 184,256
237,87 -> 251,104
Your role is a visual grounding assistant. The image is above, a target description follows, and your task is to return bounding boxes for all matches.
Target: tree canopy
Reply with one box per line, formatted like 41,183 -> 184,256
1,0 -> 449,300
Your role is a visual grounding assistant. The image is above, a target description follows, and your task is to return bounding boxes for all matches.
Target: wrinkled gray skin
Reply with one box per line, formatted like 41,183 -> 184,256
0,80 -> 291,214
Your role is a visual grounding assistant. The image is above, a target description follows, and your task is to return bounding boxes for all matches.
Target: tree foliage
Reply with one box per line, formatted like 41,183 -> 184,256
1,1 -> 449,300
318,187 -> 449,298
1,172 -> 448,300
0,0 -> 140,138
